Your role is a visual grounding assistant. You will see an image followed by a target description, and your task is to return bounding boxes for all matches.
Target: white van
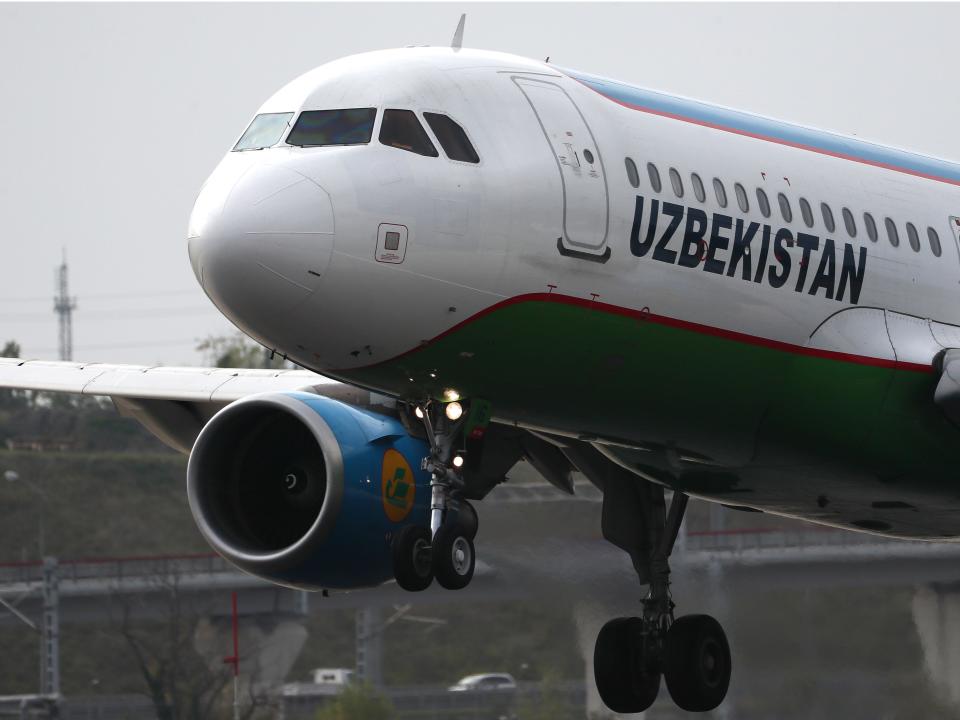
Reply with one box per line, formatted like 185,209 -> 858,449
311,668 -> 355,686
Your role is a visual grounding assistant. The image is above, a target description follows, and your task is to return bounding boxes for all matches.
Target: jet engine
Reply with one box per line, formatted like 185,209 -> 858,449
186,391 -> 431,589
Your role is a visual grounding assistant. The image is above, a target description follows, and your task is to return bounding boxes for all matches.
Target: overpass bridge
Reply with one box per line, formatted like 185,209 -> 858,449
3,481 -> 960,718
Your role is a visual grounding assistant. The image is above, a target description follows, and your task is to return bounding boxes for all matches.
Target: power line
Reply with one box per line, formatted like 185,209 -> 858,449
0,306 -> 219,321
26,337 -> 206,354
0,290 -> 201,304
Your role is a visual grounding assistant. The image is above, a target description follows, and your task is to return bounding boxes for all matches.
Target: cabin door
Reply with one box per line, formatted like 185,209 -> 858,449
951,217 -> 960,262
514,77 -> 609,260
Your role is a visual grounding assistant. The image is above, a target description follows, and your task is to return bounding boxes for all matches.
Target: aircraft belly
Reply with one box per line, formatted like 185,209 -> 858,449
337,293 -> 960,539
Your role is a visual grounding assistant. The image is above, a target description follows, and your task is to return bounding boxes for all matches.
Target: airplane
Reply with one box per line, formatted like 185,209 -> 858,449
5,20 -> 960,714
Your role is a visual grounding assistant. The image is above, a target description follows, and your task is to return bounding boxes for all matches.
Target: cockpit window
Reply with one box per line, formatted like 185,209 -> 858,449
286,108 -> 376,147
379,110 -> 438,157
233,112 -> 294,151
423,113 -> 479,163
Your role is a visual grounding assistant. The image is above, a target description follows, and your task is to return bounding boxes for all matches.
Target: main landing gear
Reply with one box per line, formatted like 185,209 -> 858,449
591,477 -> 731,713
391,399 -> 480,592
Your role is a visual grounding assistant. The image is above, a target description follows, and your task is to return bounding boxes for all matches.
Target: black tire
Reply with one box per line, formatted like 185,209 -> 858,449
663,614 -> 731,712
432,523 -> 475,590
594,617 -> 661,714
392,525 -> 433,592
456,500 -> 479,540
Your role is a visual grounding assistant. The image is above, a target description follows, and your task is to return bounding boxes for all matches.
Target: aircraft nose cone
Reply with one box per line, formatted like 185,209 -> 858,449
189,163 -> 335,326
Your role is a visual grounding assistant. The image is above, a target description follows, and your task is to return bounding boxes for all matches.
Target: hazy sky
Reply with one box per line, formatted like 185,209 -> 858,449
2,2 -> 959,366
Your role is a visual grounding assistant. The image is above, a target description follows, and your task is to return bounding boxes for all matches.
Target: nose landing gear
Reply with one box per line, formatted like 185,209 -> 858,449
391,399 -> 479,592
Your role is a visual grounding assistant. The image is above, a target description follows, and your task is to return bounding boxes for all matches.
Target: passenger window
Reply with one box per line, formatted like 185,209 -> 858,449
842,208 -> 857,237
799,198 -> 814,228
821,203 -> 836,233
234,112 -> 294,151
669,168 -> 684,198
907,222 -> 921,252
735,183 -> 749,213
885,217 -> 900,247
287,108 -> 377,147
864,213 -> 878,242
691,173 -> 706,203
647,163 -> 662,193
625,158 -> 640,188
423,113 -> 479,163
756,188 -> 771,218
928,227 -> 943,257
379,109 -> 438,157
778,193 -> 793,223
713,178 -> 728,208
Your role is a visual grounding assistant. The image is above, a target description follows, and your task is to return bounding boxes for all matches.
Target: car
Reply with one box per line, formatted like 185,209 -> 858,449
447,673 -> 517,692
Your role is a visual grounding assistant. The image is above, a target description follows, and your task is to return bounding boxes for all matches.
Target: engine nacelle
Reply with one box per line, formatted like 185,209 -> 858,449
186,391 -> 431,590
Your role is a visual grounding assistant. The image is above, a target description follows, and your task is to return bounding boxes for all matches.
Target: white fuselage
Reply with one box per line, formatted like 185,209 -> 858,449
185,48 -> 960,540
188,47 -> 960,377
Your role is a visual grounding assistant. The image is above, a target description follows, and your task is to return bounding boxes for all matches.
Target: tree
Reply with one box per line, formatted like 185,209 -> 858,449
0,340 -> 27,410
196,333 -> 291,370
314,683 -> 393,720
112,571 -> 271,720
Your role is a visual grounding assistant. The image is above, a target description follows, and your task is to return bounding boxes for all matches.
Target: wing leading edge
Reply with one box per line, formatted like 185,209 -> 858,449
0,358 -> 368,453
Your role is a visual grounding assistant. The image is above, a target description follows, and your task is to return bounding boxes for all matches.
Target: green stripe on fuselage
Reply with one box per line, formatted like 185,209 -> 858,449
341,297 -> 960,520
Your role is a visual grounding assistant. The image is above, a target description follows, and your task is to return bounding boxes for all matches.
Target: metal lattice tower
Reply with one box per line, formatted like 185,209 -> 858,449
53,252 -> 76,361
41,557 -> 60,698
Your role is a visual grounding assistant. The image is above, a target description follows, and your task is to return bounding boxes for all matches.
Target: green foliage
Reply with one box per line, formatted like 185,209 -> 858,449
314,683 -> 393,720
196,333 -> 289,369
515,672 -> 580,720
0,450 -> 201,562
0,339 -> 27,410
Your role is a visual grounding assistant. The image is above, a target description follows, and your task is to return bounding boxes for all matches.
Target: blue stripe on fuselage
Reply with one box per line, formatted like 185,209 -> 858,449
563,68 -> 960,187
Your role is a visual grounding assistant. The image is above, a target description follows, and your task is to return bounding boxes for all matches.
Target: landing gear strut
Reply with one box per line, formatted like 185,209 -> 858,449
591,477 -> 731,713
392,400 -> 479,592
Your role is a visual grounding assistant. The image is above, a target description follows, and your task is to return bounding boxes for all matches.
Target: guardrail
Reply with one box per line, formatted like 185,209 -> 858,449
681,525 -> 955,555
0,553 -> 228,586
2,524 -> 955,590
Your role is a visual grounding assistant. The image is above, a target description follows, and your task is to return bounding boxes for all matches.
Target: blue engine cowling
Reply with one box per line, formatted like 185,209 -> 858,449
186,391 -> 431,590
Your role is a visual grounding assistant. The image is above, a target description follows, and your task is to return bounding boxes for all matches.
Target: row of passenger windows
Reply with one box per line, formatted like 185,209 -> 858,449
624,157 -> 944,257
233,109 -> 480,163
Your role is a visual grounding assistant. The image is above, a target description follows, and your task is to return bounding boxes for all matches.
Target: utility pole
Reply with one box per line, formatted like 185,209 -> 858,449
53,251 -> 76,362
40,558 -> 60,700
355,607 -> 383,687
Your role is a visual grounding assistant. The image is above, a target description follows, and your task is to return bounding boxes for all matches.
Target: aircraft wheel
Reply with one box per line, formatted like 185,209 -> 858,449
432,523 -> 475,590
594,617 -> 661,713
663,614 -> 731,712
392,525 -> 434,592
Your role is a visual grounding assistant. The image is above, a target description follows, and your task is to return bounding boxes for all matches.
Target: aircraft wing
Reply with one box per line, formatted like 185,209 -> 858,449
0,358 -> 372,453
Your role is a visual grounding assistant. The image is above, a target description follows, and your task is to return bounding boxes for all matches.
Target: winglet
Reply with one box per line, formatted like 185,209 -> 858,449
451,13 -> 465,50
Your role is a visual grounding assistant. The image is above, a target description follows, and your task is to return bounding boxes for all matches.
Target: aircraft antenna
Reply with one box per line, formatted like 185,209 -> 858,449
53,250 -> 77,361
451,13 -> 465,50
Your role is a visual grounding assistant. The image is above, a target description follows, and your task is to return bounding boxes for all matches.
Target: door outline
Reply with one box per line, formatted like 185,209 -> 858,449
513,76 -> 610,261
950,216 -> 960,263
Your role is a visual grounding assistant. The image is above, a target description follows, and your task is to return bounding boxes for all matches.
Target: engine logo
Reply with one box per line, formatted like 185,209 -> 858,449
382,449 -> 415,522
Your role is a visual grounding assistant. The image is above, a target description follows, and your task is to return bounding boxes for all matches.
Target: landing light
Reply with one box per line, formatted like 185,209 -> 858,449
445,402 -> 463,421
414,407 -> 425,420
452,455 -> 464,468
443,389 -> 461,402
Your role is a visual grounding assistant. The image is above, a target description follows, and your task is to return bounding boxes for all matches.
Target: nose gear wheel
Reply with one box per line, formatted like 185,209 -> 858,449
391,399 -> 479,592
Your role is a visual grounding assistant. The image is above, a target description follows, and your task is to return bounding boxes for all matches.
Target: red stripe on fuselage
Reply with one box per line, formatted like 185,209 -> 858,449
344,293 -> 933,374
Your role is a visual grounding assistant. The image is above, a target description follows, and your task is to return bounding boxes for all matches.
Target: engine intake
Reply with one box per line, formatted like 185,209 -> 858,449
187,392 -> 429,589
